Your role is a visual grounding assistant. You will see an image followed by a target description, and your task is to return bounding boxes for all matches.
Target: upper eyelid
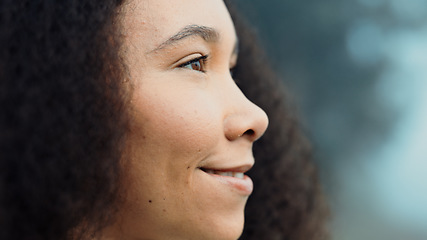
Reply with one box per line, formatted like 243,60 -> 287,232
178,55 -> 208,68
175,52 -> 237,72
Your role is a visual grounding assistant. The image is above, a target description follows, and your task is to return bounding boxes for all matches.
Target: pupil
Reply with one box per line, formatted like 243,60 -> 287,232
192,61 -> 201,71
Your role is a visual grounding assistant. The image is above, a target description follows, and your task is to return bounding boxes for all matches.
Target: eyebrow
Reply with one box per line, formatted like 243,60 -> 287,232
149,24 -> 220,53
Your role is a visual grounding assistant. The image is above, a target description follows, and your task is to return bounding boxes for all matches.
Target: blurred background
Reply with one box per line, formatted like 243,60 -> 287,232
233,0 -> 427,239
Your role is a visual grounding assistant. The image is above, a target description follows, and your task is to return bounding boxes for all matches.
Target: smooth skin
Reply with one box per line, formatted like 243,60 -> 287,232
106,0 -> 269,239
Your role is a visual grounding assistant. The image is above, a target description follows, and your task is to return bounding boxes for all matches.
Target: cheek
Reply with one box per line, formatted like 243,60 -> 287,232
130,88 -> 222,157
124,86 -> 224,204
118,86 -> 227,236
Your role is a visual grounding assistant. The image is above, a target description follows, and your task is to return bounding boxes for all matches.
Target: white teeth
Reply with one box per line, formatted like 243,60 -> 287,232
203,169 -> 244,179
233,172 -> 244,179
217,171 -> 233,177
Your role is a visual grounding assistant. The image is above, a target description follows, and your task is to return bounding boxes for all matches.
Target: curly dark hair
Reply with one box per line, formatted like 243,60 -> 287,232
0,1 -> 128,239
0,1 -> 328,240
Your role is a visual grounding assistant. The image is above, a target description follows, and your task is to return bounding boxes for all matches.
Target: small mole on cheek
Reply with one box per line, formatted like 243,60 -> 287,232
148,200 -> 152,203
187,166 -> 190,170
163,209 -> 167,213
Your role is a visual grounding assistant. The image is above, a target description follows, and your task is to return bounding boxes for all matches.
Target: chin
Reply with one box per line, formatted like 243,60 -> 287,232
200,212 -> 246,240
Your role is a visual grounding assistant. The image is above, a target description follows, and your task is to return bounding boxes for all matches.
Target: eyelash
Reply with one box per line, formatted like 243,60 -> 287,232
177,55 -> 237,81
178,55 -> 209,73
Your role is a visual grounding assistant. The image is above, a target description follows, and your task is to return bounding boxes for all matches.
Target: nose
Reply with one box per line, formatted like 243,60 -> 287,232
223,78 -> 269,142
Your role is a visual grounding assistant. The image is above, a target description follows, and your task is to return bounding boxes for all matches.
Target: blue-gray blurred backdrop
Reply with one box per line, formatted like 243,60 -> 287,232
234,0 -> 427,239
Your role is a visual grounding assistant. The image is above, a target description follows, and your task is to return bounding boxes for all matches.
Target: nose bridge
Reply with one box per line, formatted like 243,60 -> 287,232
221,75 -> 269,142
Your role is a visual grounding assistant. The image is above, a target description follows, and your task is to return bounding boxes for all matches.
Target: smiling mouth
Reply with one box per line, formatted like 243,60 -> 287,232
199,166 -> 254,195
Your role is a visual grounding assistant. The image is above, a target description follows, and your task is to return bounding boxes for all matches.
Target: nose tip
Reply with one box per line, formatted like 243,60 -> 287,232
224,101 -> 269,142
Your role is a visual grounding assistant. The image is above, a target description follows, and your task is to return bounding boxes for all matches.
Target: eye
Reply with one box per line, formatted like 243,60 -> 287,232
178,55 -> 208,72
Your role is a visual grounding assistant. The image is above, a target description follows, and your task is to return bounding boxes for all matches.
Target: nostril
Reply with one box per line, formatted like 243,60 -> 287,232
243,129 -> 255,137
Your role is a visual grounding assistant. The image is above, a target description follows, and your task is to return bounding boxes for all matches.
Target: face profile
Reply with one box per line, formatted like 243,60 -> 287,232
0,0 -> 329,239
109,0 -> 268,239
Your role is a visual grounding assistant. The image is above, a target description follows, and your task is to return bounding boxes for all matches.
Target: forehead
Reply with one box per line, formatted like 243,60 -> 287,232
120,0 -> 235,52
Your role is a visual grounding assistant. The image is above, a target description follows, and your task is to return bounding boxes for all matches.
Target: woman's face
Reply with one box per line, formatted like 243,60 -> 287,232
114,0 -> 269,239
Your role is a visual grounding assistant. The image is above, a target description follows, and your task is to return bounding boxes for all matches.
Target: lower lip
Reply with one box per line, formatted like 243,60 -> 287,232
205,172 -> 253,195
